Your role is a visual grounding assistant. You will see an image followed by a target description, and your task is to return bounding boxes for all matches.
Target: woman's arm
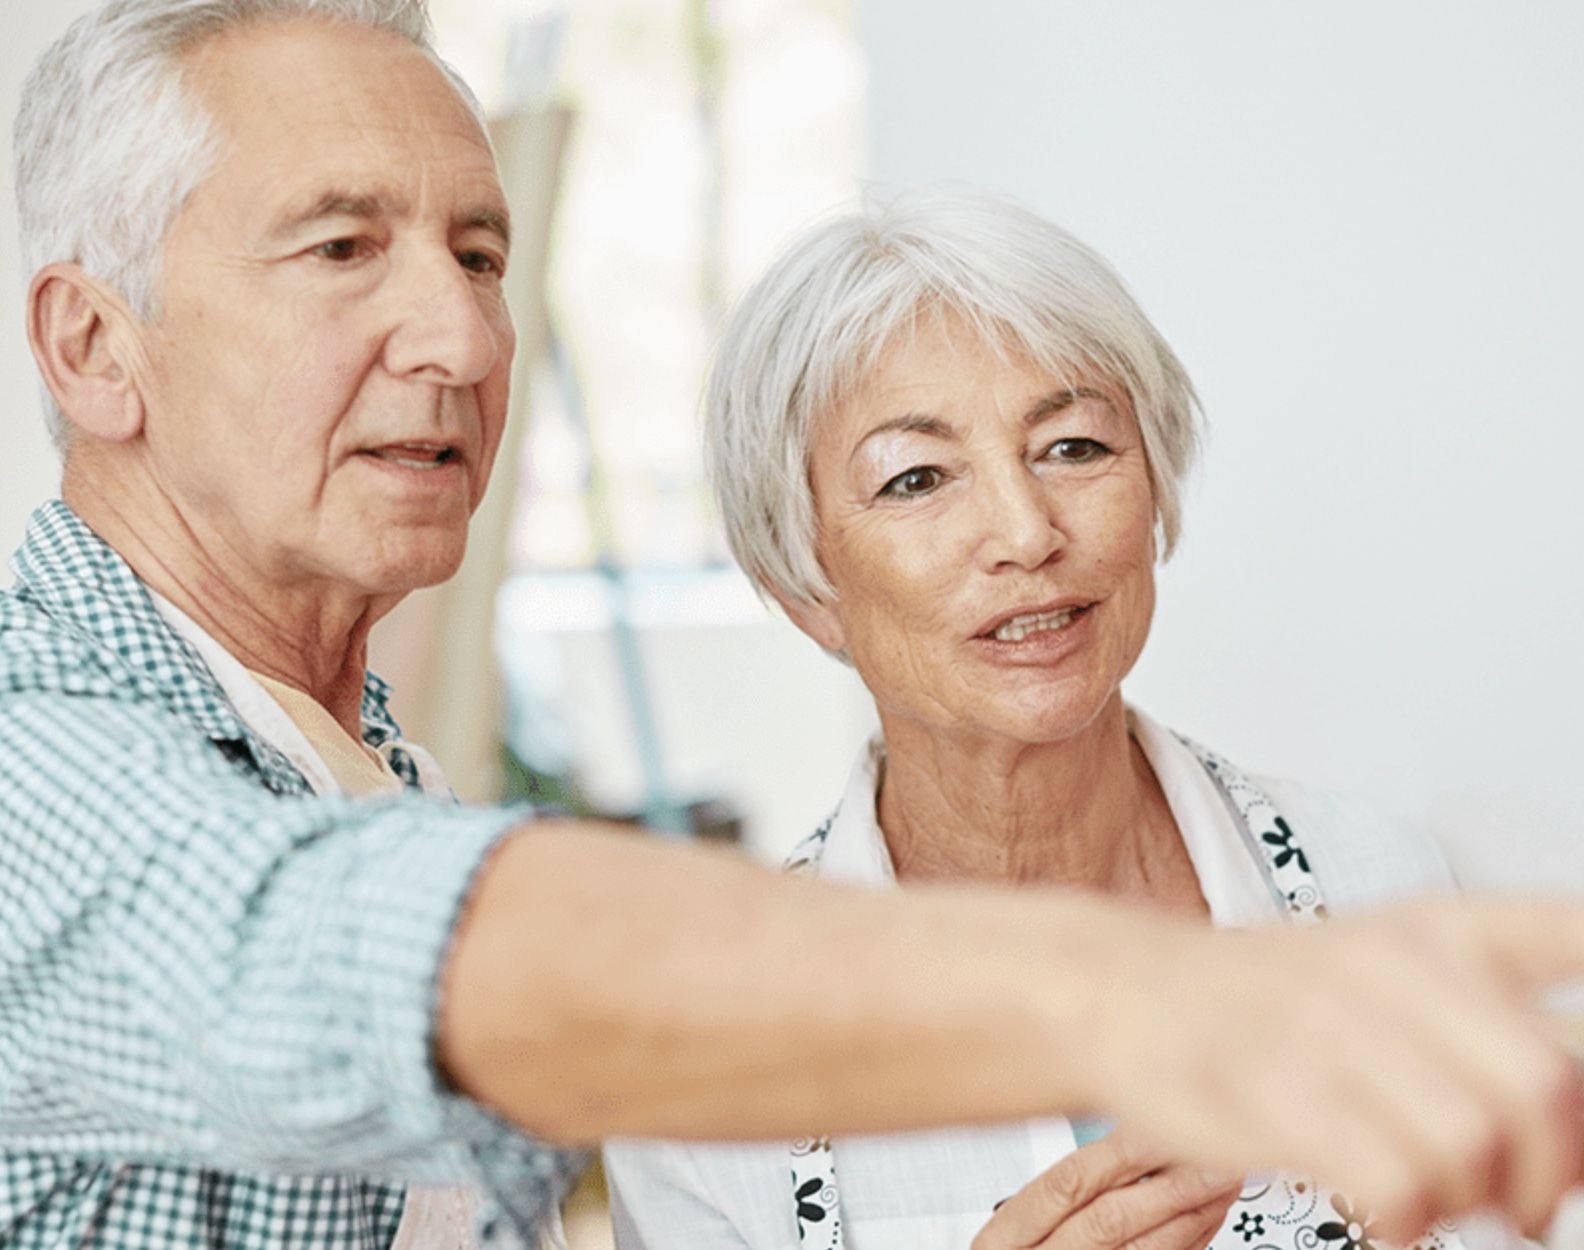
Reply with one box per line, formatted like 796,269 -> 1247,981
439,823 -> 1584,1241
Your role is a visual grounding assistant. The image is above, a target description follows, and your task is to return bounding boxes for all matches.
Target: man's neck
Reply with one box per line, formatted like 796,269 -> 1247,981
63,458 -> 382,738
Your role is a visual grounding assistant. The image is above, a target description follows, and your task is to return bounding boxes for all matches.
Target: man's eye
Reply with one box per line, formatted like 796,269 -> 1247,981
1044,438 -> 1110,464
458,250 -> 505,277
311,238 -> 366,263
879,466 -> 943,498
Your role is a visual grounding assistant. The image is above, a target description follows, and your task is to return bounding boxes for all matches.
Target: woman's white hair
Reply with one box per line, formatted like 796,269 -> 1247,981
707,187 -> 1202,609
13,0 -> 484,452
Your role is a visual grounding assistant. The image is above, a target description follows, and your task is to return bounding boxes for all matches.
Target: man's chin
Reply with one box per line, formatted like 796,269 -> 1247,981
358,531 -> 471,597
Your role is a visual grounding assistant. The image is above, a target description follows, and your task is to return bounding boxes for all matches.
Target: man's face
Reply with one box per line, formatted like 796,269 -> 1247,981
136,17 -> 514,598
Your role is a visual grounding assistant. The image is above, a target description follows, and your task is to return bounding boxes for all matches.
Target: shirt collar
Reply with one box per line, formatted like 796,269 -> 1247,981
10,500 -> 403,747
815,736 -> 899,888
809,708 -> 1281,924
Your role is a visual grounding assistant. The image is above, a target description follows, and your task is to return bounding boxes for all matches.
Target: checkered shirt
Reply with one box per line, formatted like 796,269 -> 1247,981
0,501 -> 583,1248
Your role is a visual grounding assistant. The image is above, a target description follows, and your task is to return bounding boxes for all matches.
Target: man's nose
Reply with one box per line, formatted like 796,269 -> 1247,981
382,248 -> 502,386
971,464 -> 1067,573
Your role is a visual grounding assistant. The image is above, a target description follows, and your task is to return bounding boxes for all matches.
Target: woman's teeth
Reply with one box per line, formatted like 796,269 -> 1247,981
992,606 -> 1084,642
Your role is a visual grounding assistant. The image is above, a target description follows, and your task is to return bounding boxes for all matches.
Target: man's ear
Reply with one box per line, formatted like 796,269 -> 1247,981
771,585 -> 848,655
27,263 -> 148,443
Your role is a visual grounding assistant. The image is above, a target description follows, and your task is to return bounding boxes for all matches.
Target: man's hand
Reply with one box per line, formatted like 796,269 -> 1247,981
1083,899 -> 1584,1245
973,1132 -> 1240,1250
444,831 -> 1584,1243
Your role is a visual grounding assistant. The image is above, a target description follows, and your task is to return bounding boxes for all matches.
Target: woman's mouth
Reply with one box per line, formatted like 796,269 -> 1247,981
984,603 -> 1092,643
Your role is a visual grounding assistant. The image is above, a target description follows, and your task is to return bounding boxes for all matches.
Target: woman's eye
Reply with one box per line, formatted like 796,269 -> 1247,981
879,466 -> 943,498
1044,437 -> 1110,464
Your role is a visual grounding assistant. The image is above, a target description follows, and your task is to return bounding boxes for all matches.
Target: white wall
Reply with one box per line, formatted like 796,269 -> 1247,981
10,0 -> 1582,884
0,2 -> 96,581
859,1 -> 1584,887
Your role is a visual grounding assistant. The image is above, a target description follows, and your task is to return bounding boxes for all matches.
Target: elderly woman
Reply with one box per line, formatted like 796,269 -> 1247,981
603,189 -> 1478,1250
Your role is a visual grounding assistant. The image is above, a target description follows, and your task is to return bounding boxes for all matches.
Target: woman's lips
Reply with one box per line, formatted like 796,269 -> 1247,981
972,599 -> 1096,641
985,603 -> 1090,642
971,601 -> 1097,662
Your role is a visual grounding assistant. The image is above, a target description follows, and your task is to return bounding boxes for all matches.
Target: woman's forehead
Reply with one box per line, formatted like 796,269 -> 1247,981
818,315 -> 1132,441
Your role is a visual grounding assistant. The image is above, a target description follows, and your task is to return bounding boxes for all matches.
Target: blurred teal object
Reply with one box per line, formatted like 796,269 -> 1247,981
1071,1116 -> 1113,1147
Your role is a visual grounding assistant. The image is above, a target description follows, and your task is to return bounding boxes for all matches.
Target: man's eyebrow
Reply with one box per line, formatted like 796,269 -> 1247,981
1023,386 -> 1113,427
267,192 -> 513,249
268,191 -> 402,240
462,207 -> 512,249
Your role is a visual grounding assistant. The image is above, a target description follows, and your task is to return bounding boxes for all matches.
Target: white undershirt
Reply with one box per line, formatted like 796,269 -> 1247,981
147,590 -> 524,1250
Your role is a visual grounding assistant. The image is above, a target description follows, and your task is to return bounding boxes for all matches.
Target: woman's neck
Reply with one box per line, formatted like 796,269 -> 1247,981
876,699 -> 1206,914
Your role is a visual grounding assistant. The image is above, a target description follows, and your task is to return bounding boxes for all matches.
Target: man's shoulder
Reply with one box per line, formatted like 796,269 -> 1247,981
0,581 -> 125,700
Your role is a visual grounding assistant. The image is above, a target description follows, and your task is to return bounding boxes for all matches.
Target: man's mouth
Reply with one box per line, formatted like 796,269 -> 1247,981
361,442 -> 460,470
985,603 -> 1091,643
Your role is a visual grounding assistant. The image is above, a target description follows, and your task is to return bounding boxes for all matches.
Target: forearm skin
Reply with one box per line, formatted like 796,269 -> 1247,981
437,822 -> 1168,1144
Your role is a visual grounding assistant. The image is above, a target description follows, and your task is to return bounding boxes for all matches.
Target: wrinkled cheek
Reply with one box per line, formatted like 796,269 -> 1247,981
471,383 -> 512,510
1114,565 -> 1157,677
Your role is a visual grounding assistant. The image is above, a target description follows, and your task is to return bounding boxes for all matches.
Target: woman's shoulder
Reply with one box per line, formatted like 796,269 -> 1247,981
1251,772 -> 1458,912
603,1136 -> 792,1247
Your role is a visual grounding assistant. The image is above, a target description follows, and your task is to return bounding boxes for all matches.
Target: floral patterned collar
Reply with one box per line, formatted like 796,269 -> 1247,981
783,735 -> 1454,1250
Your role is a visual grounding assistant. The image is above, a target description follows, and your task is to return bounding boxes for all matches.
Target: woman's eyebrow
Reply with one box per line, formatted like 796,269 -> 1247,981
1023,386 -> 1113,427
850,413 -> 957,463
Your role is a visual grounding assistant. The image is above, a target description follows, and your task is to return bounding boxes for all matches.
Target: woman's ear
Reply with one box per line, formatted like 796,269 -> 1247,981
771,585 -> 848,655
27,263 -> 148,443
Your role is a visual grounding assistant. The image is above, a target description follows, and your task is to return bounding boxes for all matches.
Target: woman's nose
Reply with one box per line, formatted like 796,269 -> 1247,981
972,465 -> 1066,572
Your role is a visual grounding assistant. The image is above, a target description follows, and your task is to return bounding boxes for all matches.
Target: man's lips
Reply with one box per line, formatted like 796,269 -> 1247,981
973,598 -> 1096,643
357,441 -> 463,470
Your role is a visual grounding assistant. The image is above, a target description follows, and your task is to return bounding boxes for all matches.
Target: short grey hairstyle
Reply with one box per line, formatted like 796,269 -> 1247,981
707,187 -> 1202,608
14,0 -> 485,452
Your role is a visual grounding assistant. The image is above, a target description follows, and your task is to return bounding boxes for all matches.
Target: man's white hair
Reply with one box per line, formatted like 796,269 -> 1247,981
706,186 -> 1203,610
13,0 -> 485,452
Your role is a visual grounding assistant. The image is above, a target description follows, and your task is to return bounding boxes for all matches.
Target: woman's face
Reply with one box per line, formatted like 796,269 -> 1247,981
792,311 -> 1159,747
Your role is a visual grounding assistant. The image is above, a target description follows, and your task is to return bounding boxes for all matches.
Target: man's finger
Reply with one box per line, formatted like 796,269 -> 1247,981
1425,901 -> 1584,990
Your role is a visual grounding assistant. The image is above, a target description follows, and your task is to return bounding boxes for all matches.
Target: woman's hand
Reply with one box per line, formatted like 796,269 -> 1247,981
1081,899 -> 1584,1245
972,1132 -> 1241,1250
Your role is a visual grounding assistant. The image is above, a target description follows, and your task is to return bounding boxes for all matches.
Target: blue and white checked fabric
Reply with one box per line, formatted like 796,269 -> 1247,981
0,501 -> 583,1248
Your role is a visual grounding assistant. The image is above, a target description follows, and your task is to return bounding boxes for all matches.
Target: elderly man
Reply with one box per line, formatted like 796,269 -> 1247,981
7,1 -> 1584,1248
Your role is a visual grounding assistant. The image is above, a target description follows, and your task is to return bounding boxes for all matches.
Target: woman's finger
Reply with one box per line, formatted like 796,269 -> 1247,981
1082,1194 -> 1237,1250
1045,1167 -> 1241,1250
974,1134 -> 1177,1249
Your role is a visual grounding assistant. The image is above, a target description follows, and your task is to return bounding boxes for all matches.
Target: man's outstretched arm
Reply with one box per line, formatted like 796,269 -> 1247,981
442,823 -> 1584,1243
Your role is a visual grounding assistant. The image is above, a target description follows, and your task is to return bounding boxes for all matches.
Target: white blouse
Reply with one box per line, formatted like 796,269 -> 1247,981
603,709 -> 1460,1250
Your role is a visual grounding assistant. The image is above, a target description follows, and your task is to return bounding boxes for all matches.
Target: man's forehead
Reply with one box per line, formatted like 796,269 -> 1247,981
178,17 -> 506,237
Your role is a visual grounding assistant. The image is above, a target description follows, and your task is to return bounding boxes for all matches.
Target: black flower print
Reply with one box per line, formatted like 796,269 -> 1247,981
1316,1196 -> 1376,1250
795,1177 -> 828,1229
1234,1212 -> 1266,1242
1262,817 -> 1310,874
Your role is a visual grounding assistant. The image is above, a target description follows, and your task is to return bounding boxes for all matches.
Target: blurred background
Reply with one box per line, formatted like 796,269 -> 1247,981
3,0 -> 1583,1242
